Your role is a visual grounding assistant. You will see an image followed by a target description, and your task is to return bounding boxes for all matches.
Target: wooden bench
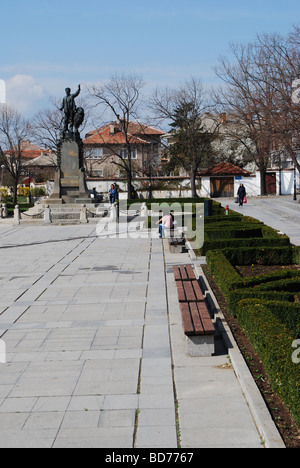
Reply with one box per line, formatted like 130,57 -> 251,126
173,264 -> 195,281
173,265 -> 215,357
179,302 -> 215,337
176,279 -> 205,303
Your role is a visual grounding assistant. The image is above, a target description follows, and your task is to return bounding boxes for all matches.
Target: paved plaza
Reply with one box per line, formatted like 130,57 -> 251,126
219,195 -> 300,246
0,205 -> 288,448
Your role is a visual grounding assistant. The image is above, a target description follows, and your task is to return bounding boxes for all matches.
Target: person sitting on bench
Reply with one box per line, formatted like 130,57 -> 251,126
156,212 -> 174,238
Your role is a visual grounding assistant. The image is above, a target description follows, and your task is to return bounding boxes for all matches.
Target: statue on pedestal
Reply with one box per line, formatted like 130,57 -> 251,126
60,85 -> 85,137
50,84 -> 90,204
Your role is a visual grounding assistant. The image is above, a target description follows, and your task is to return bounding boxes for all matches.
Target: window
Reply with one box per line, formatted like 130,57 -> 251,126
93,170 -> 104,177
91,148 -> 103,159
119,149 -> 138,160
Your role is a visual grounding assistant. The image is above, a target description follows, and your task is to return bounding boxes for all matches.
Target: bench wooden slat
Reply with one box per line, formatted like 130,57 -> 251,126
179,266 -> 188,281
191,280 -> 204,301
176,281 -> 186,302
189,302 -> 204,335
173,266 -> 181,281
173,265 -> 196,281
197,302 -> 215,335
180,303 -> 194,336
183,281 -> 196,301
185,265 -> 196,281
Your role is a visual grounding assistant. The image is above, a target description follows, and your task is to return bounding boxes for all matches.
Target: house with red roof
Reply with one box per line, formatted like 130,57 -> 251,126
83,120 -> 165,179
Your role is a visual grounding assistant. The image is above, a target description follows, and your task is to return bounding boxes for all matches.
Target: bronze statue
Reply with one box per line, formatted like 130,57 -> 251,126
60,85 -> 81,134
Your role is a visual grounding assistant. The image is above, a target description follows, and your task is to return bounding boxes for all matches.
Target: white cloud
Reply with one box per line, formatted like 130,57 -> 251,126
5,75 -> 48,115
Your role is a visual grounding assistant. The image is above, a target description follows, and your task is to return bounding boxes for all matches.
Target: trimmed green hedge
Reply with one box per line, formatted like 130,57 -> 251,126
228,289 -> 295,317
293,246 -> 300,264
206,251 -> 241,296
206,250 -> 300,297
238,300 -> 300,426
199,237 -> 290,256
238,269 -> 300,289
221,246 -> 294,266
254,278 -> 300,293
205,226 -> 263,241
235,298 -> 300,336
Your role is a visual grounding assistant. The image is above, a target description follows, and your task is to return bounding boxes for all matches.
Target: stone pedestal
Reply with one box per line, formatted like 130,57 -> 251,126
186,335 -> 215,357
50,134 -> 91,205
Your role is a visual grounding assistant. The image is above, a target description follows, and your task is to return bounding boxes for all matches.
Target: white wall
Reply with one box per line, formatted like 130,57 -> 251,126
235,175 -> 261,197
279,171 -> 296,195
86,169 -> 298,199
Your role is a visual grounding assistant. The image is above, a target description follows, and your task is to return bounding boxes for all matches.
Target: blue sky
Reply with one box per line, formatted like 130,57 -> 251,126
1,0 -> 299,115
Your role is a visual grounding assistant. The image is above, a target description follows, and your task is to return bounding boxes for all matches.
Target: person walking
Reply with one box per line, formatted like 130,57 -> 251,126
237,184 -> 246,207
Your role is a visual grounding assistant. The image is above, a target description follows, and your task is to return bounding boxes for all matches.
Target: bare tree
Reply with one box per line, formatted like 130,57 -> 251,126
88,73 -> 145,198
214,30 -> 300,194
214,41 -> 281,195
31,98 -> 62,152
0,105 -> 32,204
150,77 -> 219,197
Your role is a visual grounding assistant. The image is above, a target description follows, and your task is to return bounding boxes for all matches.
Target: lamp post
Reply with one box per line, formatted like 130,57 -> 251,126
293,164 -> 297,201
28,171 -> 32,204
0,165 -> 5,202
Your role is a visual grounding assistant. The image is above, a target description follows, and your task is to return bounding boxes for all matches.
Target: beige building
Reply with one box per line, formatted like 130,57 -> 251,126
83,120 -> 165,179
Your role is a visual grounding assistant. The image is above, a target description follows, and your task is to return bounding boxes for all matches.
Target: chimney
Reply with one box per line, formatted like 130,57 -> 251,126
110,124 -> 115,134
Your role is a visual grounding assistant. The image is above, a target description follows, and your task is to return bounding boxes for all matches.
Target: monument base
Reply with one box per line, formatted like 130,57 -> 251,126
49,134 -> 92,205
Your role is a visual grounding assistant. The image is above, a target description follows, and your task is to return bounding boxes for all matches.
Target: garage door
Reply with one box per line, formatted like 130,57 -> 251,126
210,177 -> 234,198
265,173 -> 276,195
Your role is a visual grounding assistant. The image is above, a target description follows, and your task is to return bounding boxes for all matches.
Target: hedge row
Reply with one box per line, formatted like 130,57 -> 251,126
200,237 -> 290,256
203,205 -> 300,428
220,246 -> 294,266
235,297 -> 300,335
255,277 -> 300,293
206,226 -> 263,240
228,289 -> 295,317
206,250 -> 241,296
238,300 -> 300,426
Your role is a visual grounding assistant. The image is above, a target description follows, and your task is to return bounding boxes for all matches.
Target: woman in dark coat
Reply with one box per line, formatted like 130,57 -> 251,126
237,184 -> 246,206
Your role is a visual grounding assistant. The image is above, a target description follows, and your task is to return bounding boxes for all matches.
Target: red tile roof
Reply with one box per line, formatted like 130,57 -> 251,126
7,141 -> 51,160
84,121 -> 164,146
199,162 -> 252,176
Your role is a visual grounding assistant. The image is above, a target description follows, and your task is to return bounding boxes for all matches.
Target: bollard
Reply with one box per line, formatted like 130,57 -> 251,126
140,202 -> 148,230
13,205 -> 20,225
80,204 -> 88,224
0,339 -> 6,364
140,202 -> 148,218
44,205 -> 52,224
225,205 -> 229,216
110,203 -> 117,221
2,203 -> 7,218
